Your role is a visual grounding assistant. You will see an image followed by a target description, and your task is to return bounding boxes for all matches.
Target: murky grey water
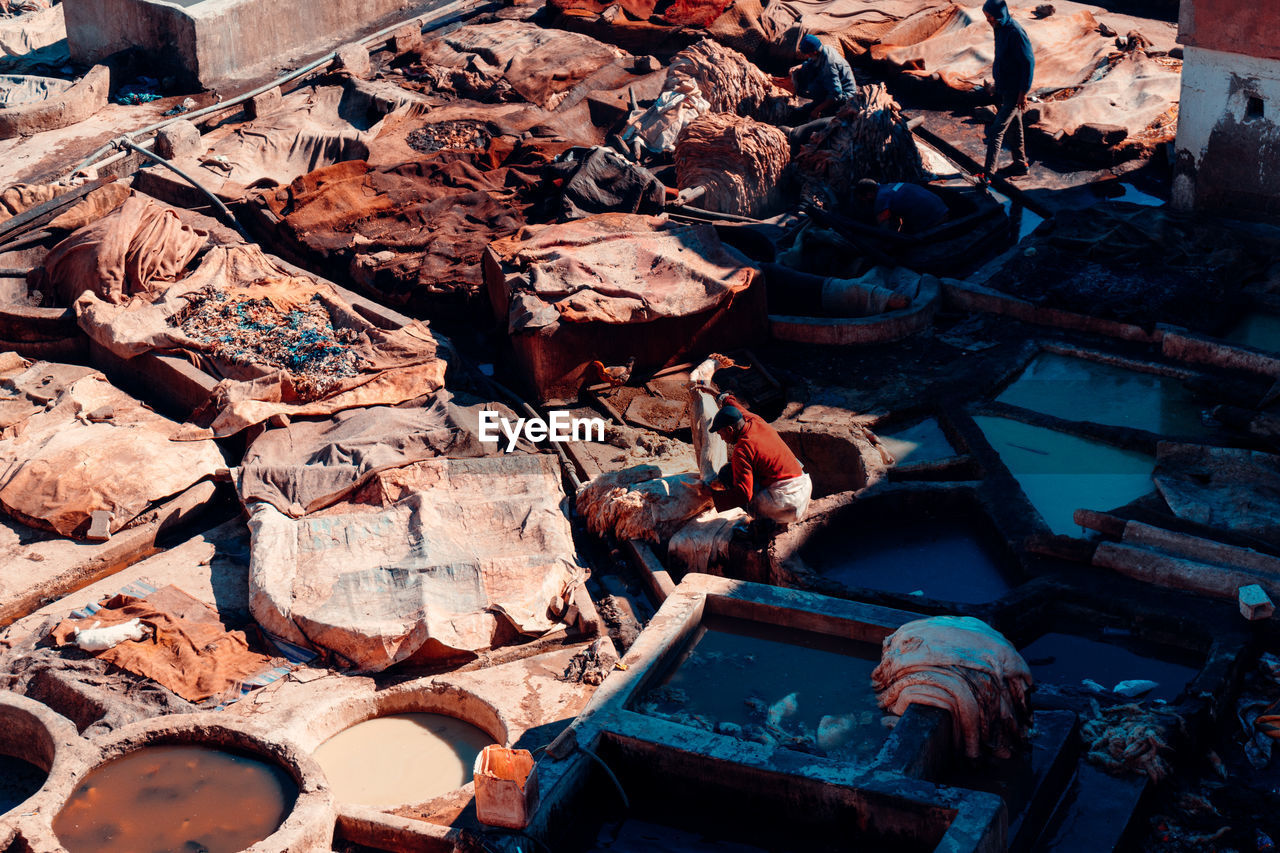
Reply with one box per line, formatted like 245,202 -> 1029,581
1021,631 -> 1199,701
997,352 -> 1210,437
879,418 -> 957,466
974,415 -> 1155,536
803,517 -> 1016,603
636,615 -> 886,763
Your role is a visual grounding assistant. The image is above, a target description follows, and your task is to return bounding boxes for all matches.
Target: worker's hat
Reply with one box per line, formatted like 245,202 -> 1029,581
710,406 -> 744,433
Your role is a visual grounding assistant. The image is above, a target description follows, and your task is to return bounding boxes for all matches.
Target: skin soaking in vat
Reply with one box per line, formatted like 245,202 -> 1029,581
634,615 -> 886,763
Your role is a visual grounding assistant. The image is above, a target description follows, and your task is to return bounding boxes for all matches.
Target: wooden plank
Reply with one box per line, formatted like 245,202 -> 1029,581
0,176 -> 114,246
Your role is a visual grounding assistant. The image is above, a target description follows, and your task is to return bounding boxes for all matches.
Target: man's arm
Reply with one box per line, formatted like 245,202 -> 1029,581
793,60 -> 817,97
876,206 -> 899,230
724,442 -> 755,509
1015,26 -> 1035,104
811,56 -> 843,118
809,97 -> 837,119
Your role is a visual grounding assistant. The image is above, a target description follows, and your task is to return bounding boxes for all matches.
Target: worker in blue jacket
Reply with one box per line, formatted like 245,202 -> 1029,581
791,34 -> 858,121
982,0 -> 1035,180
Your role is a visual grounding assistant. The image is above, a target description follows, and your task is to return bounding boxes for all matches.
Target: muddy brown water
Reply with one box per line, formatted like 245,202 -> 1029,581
635,615 -> 886,763
0,753 -> 46,814
312,713 -> 494,807
52,744 -> 297,853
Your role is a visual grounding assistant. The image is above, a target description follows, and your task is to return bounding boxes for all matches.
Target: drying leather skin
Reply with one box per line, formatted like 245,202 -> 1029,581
52,585 -> 273,702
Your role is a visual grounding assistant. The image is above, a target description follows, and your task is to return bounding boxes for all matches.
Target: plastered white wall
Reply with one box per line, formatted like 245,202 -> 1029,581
1174,45 -> 1280,209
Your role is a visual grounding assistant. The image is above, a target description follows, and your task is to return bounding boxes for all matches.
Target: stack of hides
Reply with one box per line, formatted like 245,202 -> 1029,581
872,615 -> 1033,759
675,113 -> 789,217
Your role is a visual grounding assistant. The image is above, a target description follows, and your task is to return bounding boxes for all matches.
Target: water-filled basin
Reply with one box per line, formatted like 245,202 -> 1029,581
313,712 -> 495,808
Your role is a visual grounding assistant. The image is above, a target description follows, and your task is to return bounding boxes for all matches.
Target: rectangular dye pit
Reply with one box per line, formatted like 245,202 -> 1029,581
584,818 -> 775,852
974,416 -> 1155,537
1019,631 -> 1200,702
573,721 -> 1004,853
799,505 -> 1018,604
878,418 -> 957,467
633,614 -> 886,763
573,756 -> 944,853
995,352 -> 1210,438
528,576 -> 1006,853
1223,312 -> 1280,354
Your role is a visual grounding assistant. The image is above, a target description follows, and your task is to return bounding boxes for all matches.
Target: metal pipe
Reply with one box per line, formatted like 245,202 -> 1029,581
577,745 -> 630,810
69,0 -> 491,178
666,204 -> 764,224
113,139 -> 250,240
673,185 -> 706,206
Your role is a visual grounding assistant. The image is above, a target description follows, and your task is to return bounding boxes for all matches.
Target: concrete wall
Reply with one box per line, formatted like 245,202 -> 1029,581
64,0 -> 197,81
64,0 -> 436,89
1172,46 -> 1280,214
1179,0 -> 1280,63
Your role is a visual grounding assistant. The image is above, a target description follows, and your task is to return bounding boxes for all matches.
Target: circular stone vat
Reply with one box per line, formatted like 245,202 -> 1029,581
769,276 -> 940,345
0,693 -> 83,821
54,745 -> 296,853
46,717 -> 331,853
314,712 -> 495,807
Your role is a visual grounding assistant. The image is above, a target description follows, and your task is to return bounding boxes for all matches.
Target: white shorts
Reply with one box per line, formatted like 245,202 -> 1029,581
751,473 -> 813,524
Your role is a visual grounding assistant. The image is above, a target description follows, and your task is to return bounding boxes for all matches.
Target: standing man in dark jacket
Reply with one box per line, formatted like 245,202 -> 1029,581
982,0 -> 1035,179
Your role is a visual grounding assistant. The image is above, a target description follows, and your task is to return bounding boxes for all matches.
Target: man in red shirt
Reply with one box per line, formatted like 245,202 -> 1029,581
699,390 -> 813,524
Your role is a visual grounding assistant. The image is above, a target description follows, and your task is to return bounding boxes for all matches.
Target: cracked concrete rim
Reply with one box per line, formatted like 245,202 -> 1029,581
0,692 -> 89,837
770,275 -> 942,345
13,711 -> 334,853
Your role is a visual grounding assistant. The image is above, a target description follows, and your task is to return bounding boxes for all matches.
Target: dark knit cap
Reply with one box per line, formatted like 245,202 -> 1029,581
710,405 -> 744,433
